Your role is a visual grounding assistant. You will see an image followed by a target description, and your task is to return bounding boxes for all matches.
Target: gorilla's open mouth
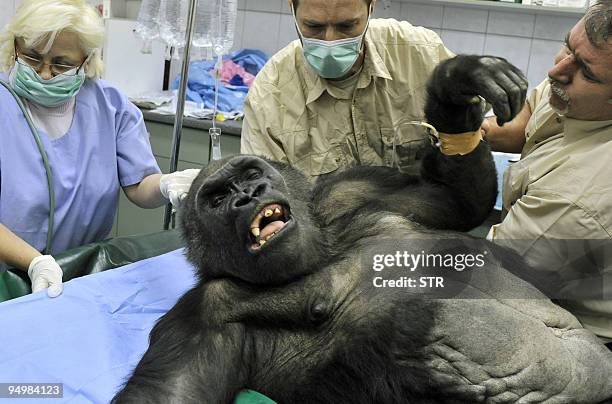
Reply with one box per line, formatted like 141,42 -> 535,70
248,203 -> 292,252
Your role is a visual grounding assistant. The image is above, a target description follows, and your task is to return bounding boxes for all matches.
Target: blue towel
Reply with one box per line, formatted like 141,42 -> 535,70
172,48 -> 269,113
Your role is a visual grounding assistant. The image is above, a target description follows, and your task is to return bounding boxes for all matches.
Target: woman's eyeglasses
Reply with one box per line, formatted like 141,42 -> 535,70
14,44 -> 88,77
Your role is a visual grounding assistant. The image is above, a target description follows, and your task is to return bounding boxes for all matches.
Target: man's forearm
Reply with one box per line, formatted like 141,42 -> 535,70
482,103 -> 532,153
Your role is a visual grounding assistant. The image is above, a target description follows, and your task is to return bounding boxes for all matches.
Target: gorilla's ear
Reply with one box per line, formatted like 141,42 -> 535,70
193,181 -> 210,219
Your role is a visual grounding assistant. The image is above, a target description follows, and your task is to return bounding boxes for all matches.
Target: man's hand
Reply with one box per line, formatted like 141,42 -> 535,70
28,255 -> 63,298
160,169 -> 201,209
425,55 -> 528,133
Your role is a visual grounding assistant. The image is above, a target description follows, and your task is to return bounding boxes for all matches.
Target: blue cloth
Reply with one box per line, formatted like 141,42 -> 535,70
492,151 -> 520,211
0,249 -> 196,404
172,48 -> 269,113
229,49 -> 269,76
0,76 -> 161,254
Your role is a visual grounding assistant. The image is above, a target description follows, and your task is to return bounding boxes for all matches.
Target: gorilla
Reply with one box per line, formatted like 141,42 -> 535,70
113,55 -> 612,403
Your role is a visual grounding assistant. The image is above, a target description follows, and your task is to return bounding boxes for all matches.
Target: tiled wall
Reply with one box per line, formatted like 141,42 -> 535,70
228,0 -> 581,89
0,1 -> 18,31
2,0 -> 582,89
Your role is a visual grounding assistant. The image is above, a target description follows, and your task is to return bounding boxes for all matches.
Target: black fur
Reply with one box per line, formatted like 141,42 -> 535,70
425,54 -> 528,128
112,57 -> 526,404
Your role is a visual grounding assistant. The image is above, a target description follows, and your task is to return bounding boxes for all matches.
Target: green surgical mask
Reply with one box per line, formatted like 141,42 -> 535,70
9,58 -> 85,107
293,6 -> 370,79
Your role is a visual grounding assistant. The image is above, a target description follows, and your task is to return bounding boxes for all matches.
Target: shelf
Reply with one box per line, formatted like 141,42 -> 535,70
399,0 -> 587,16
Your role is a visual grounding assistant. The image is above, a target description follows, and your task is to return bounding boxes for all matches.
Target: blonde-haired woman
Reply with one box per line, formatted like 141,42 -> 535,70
0,0 -> 198,298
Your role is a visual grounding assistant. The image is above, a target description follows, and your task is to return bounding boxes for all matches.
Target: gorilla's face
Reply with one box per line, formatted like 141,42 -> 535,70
182,156 -> 323,285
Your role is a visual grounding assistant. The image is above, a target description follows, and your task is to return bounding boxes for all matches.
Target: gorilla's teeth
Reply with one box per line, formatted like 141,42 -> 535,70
274,207 -> 281,215
264,209 -> 273,217
251,227 -> 260,237
259,239 -> 267,246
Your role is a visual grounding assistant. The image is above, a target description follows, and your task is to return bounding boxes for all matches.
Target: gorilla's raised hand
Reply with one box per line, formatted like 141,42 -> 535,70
425,55 -> 528,133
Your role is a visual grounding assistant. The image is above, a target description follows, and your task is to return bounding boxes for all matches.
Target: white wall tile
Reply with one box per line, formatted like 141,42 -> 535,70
484,34 -> 531,72
277,13 -> 297,50
125,0 -> 141,19
527,39 -> 560,87
375,1 -> 401,20
0,3 -> 14,33
242,10 -> 281,56
110,0 -> 127,18
487,11 -> 535,38
232,9 -> 246,51
238,0 -> 247,10
245,0 -> 281,13
533,14 -> 580,40
442,6 -> 488,33
440,30 -> 485,55
281,0 -> 292,15
400,3 -> 443,29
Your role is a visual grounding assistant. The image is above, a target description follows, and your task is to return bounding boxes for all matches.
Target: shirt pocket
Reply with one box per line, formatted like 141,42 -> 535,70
502,160 -> 530,217
275,129 -> 340,177
380,125 -> 429,174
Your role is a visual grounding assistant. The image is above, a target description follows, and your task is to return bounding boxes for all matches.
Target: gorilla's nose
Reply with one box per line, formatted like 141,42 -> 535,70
232,183 -> 268,209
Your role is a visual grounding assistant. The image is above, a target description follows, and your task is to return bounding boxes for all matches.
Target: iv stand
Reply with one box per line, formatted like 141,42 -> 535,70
163,0 -> 199,230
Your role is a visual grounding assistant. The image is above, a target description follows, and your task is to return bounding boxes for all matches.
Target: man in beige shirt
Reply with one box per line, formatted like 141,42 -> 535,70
485,1 -> 612,343
242,0 -> 526,180
241,0 -> 457,179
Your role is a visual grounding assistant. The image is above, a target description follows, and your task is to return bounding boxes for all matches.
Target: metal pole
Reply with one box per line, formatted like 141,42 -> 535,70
164,0 -> 199,230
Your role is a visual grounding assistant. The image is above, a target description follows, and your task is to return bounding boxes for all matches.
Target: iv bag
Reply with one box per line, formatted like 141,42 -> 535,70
134,0 -> 238,59
134,0 -> 161,53
158,0 -> 188,51
193,0 -> 238,59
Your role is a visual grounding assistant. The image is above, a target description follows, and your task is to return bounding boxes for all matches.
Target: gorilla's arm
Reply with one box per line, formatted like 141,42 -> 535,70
314,55 -> 528,232
313,143 -> 496,232
112,287 -> 249,404
113,278 -> 332,403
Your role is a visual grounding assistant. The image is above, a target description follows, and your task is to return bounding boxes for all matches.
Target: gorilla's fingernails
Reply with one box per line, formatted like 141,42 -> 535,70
251,227 -> 260,237
264,209 -> 273,217
274,207 -> 281,215
469,96 -> 481,104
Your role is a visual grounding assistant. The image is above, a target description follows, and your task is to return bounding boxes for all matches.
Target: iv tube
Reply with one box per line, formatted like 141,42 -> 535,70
208,0 -> 225,162
209,52 -> 223,161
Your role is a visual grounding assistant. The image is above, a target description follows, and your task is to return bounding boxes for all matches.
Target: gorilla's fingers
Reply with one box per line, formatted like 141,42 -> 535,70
506,68 -> 529,114
515,391 -> 551,404
473,75 -> 512,125
429,371 -> 487,401
492,70 -> 524,121
487,391 -> 521,403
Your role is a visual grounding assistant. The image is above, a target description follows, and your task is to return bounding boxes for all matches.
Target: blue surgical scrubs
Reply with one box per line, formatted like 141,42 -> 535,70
0,75 -> 161,254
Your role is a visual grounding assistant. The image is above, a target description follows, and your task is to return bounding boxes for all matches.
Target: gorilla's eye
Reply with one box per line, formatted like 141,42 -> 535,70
244,168 -> 261,181
210,193 -> 226,208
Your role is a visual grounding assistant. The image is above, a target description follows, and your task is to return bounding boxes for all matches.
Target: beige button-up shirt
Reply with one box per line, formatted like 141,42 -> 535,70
490,80 -> 612,340
241,19 -> 453,179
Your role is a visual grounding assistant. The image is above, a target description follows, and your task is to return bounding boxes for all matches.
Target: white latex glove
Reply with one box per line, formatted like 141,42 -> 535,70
27,255 -> 64,298
159,169 -> 201,209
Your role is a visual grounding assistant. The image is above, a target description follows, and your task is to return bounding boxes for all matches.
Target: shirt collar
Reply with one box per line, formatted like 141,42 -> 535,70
362,28 -> 392,81
302,27 -> 393,105
563,116 -> 612,144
